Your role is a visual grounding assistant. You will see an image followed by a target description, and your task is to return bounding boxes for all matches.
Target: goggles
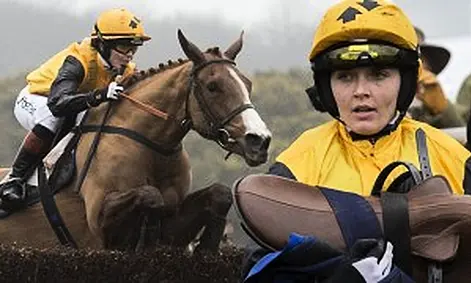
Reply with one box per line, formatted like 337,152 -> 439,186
113,44 -> 139,56
311,43 -> 409,71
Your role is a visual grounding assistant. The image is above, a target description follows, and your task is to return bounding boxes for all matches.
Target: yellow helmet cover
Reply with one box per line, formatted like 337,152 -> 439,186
309,0 -> 417,60
91,8 -> 151,43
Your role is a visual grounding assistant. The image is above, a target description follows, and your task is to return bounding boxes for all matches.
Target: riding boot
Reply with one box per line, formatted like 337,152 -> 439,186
1,125 -> 54,208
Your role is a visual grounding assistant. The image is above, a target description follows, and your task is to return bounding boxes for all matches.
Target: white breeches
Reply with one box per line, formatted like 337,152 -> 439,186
14,86 -> 62,132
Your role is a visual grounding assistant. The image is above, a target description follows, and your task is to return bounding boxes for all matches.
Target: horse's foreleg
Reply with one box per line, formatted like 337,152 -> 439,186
162,183 -> 233,252
99,185 -> 166,250
196,183 -> 233,252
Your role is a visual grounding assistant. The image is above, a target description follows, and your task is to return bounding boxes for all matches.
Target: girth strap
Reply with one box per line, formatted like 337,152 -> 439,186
416,128 -> 432,178
381,192 -> 412,276
416,128 -> 443,283
37,163 -> 77,248
320,188 -> 383,249
76,125 -> 182,156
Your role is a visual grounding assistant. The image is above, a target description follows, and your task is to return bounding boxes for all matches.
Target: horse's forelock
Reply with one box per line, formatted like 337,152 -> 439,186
205,47 -> 222,58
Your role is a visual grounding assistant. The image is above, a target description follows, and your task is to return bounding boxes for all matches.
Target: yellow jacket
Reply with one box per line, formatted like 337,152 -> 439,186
26,37 -> 135,96
274,117 -> 470,196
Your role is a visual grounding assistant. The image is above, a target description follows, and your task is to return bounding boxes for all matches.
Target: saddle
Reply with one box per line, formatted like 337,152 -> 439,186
233,173 -> 471,282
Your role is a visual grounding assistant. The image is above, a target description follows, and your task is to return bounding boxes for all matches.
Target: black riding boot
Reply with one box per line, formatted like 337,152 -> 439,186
1,125 -> 54,208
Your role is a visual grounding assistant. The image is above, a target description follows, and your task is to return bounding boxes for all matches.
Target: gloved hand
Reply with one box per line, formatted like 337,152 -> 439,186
101,81 -> 123,101
87,81 -> 124,107
416,68 -> 448,115
325,239 -> 394,283
351,239 -> 394,283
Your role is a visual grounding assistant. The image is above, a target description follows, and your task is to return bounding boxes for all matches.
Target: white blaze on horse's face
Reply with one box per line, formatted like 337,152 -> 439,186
223,66 -> 271,167
177,29 -> 271,166
227,67 -> 271,138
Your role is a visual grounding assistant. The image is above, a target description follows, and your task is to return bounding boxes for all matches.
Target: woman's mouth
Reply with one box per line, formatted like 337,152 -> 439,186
352,105 -> 377,119
353,105 -> 376,112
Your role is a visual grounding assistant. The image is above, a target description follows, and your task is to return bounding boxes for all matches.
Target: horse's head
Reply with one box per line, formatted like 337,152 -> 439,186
177,29 -> 271,167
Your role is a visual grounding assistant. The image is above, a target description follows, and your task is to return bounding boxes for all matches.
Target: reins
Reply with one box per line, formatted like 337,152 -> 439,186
120,93 -> 169,120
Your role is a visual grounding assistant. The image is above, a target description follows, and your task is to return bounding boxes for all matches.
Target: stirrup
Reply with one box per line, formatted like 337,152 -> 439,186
0,178 -> 27,211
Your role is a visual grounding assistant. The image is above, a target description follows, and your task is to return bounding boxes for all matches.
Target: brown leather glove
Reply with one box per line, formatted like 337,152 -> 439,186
416,69 -> 448,115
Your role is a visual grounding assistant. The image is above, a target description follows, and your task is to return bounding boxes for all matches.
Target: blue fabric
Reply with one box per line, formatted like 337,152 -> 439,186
245,233 -> 415,283
245,233 -> 343,283
379,267 -> 415,283
320,188 -> 383,249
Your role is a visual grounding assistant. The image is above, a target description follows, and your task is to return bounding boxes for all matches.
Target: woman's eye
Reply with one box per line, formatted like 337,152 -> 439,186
371,69 -> 389,80
335,72 -> 352,81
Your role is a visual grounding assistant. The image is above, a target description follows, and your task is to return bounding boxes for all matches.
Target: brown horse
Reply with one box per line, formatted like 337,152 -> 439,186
0,30 -> 271,252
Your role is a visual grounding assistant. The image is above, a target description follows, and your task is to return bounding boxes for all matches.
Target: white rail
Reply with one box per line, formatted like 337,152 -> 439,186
442,127 -> 467,145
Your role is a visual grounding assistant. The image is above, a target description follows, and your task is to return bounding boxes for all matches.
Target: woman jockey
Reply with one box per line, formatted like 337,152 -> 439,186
243,0 -> 471,282
0,8 -> 151,209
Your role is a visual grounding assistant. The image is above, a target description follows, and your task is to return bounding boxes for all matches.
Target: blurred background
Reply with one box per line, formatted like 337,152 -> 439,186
3,0 -> 471,97
1,0 -> 470,245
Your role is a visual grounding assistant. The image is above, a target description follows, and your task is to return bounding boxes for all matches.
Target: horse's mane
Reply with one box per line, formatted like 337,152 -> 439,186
122,47 -> 223,90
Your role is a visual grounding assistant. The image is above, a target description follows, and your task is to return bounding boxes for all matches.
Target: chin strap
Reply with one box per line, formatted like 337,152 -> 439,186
348,111 -> 404,142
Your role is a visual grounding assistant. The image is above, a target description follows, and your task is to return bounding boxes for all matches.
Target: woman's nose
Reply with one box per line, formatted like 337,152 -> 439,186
353,76 -> 371,97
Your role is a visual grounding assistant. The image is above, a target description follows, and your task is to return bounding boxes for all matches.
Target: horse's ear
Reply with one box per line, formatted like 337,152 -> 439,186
224,31 -> 244,60
177,29 -> 205,65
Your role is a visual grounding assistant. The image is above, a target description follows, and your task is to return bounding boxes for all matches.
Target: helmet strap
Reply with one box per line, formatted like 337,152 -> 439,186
348,111 -> 404,142
93,25 -> 115,68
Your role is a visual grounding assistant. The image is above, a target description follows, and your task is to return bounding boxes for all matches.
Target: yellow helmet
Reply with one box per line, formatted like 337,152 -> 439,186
91,8 -> 151,45
309,0 -> 417,60
307,0 -> 421,133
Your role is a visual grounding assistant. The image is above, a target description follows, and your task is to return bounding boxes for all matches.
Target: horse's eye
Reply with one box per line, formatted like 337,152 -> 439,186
207,82 -> 218,92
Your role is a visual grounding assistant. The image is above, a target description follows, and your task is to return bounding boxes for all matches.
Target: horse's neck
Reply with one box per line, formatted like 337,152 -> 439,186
88,64 -> 192,148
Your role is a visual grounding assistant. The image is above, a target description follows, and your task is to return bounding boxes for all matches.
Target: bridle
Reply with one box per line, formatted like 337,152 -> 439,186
183,59 -> 254,148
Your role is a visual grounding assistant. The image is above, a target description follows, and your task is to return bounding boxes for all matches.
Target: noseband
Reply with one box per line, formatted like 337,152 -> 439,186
183,59 -> 255,147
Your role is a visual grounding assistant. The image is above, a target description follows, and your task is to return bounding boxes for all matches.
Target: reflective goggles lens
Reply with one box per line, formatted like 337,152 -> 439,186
114,45 -> 139,56
313,44 -> 402,70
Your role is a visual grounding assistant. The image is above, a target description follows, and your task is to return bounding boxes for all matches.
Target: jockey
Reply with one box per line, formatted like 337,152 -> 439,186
0,8 -> 151,208
272,0 -> 471,196
242,0 -> 471,282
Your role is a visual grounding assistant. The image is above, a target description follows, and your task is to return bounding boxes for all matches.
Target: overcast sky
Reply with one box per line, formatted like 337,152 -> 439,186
8,0 -> 331,30
6,0 -> 471,37
3,0 -> 471,99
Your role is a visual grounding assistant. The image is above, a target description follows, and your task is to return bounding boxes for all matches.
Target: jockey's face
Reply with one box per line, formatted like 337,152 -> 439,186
331,67 -> 400,135
109,45 -> 138,70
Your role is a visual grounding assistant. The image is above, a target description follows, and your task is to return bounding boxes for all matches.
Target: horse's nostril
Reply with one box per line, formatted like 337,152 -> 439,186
261,136 -> 271,151
245,134 -> 270,151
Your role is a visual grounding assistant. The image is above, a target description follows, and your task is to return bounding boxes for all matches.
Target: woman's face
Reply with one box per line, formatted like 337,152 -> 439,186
109,45 -> 138,71
331,67 -> 400,136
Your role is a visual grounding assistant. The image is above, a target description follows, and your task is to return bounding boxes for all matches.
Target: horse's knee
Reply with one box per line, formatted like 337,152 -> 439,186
98,186 -> 167,249
207,183 -> 233,216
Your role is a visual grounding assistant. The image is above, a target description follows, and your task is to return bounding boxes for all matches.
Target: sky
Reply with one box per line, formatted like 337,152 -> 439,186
7,0 -> 470,37
4,0 -> 471,100
8,0 -> 332,30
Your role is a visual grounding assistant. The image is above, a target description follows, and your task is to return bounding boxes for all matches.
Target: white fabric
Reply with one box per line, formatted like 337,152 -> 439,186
12,87 -> 88,186
105,81 -> 123,100
43,111 -> 85,174
352,242 -> 394,283
14,86 -> 61,132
